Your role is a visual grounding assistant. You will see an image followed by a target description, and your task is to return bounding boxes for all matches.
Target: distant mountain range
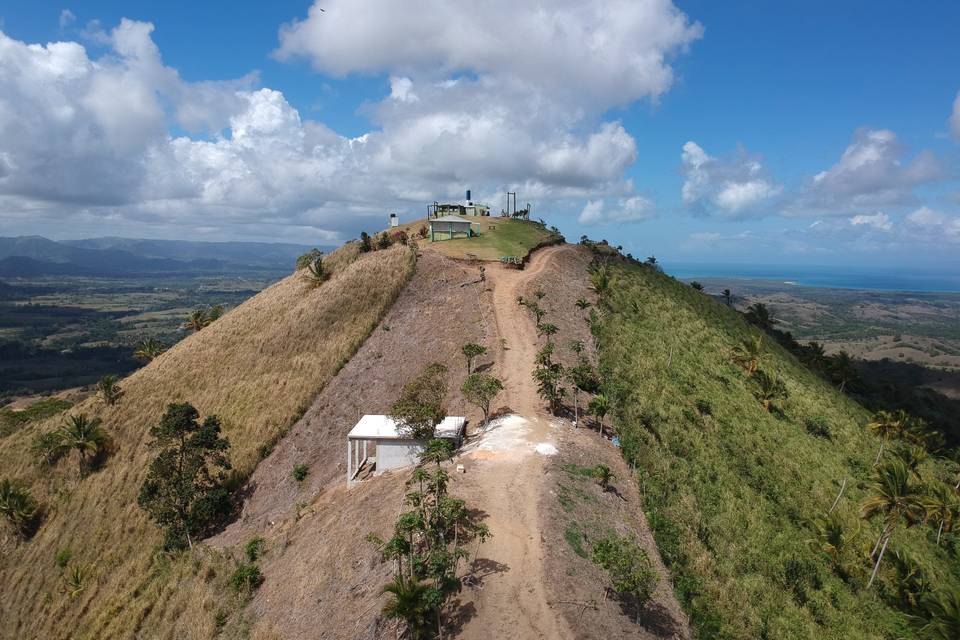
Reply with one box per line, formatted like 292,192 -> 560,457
0,236 -> 326,277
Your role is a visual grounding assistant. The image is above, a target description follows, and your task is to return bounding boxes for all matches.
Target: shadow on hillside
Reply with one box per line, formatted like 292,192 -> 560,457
638,600 -> 688,638
443,599 -> 478,635
854,359 -> 960,449
467,557 -> 509,585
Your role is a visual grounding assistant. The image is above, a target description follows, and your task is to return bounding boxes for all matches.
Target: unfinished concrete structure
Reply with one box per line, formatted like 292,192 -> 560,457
346,415 -> 466,484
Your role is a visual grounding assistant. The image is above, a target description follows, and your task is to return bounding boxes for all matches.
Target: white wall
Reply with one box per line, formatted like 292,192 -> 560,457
375,440 -> 424,473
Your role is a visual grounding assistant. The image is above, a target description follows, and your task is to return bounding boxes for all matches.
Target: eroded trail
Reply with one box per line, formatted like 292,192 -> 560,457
453,245 -> 572,640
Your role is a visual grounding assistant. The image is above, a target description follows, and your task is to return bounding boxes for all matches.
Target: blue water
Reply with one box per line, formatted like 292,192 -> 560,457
665,263 -> 960,293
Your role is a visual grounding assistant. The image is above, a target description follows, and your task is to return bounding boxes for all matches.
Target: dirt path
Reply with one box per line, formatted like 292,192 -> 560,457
452,245 -> 572,640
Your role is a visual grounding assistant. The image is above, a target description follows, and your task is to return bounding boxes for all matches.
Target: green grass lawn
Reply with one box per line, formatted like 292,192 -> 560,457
414,217 -> 562,261
593,258 -> 960,639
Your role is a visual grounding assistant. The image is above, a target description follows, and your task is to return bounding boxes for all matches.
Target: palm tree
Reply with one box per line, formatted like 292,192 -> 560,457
732,335 -> 764,377
745,302 -> 775,332
207,304 -> 224,323
893,444 -> 928,480
860,460 -> 925,589
184,308 -> 208,332
922,484 -> 959,546
575,298 -> 592,311
593,464 -> 615,490
868,410 -> 903,466
56,414 -> 108,476
97,374 -> 122,406
537,323 -> 558,341
0,478 -> 40,538
752,370 -> 788,412
133,336 -> 165,361
913,588 -> 960,640
589,266 -> 610,295
588,394 -> 609,435
381,575 -> 435,639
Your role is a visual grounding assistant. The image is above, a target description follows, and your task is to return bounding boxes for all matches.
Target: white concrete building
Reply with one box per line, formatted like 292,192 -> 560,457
346,415 -> 466,485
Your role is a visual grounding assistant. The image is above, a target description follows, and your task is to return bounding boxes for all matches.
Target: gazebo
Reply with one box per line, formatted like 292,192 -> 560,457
346,415 -> 466,485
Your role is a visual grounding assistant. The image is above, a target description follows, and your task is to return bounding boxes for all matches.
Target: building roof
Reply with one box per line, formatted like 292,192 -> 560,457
348,415 -> 466,441
430,215 -> 472,224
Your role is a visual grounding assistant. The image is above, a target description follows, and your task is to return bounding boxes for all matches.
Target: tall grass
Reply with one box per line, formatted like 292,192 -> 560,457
0,242 -> 415,639
595,260 -> 959,639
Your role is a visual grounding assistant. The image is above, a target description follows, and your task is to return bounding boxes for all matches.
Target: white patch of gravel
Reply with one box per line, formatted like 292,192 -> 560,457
535,442 -> 558,456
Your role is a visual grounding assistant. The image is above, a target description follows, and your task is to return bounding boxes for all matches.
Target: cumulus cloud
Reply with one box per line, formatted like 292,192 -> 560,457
680,141 -> 781,216
795,128 -> 944,213
578,196 -> 655,225
850,212 -> 892,232
906,206 -> 960,241
951,91 -> 960,139
1,3 -> 701,241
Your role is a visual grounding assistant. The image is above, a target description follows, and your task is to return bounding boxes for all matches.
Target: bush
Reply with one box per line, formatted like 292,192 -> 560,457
805,416 -> 831,439
230,562 -> 263,593
291,464 -> 309,482
55,548 -> 72,569
295,248 -> 323,270
0,478 -> 41,538
376,233 -> 393,250
591,534 -> 657,623
244,536 -> 265,562
359,232 -> 372,252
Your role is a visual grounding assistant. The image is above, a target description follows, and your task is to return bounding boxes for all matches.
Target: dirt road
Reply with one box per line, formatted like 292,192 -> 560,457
453,245 -> 572,640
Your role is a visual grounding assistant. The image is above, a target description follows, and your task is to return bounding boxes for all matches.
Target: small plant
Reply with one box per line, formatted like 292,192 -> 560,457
63,563 -> 91,598
230,562 -> 263,593
55,548 -> 72,569
0,478 -> 40,538
304,254 -> 327,285
295,248 -> 323,270
214,610 -> 229,629
592,464 -> 615,490
244,536 -> 266,562
291,464 -> 309,483
359,231 -> 372,252
97,374 -> 123,406
751,369 -> 788,412
377,233 -> 393,250
133,336 -> 166,361
805,416 -> 830,439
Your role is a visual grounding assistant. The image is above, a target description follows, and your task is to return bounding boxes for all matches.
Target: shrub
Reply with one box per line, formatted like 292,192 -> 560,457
359,231 -> 372,252
376,233 -> 393,250
0,478 -> 41,538
244,536 -> 265,562
295,248 -> 323,270
55,548 -> 72,569
230,562 -> 263,593
805,416 -> 831,439
591,534 -> 657,623
291,464 -> 309,482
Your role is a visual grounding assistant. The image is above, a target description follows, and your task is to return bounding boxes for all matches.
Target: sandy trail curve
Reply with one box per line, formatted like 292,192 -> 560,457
452,245 -> 572,640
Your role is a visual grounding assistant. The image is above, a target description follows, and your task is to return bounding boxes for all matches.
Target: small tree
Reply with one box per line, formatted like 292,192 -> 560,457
381,575 -> 436,639
745,302 -> 775,332
461,343 -> 487,374
537,323 -> 558,342
575,298 -> 592,311
722,289 -> 733,306
0,478 -> 40,538
138,403 -> 232,550
461,373 -> 503,429
390,364 -> 449,440
860,460 -> 925,589
55,414 -> 108,476
588,394 -> 609,435
184,308 -> 208,332
593,464 -> 615,490
751,369 -> 787,412
359,231 -> 372,252
690,281 -> 704,291
97,374 -> 123,406
134,336 -> 166,361
208,304 -> 224,323
295,248 -> 324,270
533,343 -> 565,415
732,335 -> 765,377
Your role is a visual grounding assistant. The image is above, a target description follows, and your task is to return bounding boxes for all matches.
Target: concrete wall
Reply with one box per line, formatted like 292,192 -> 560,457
375,440 -> 424,474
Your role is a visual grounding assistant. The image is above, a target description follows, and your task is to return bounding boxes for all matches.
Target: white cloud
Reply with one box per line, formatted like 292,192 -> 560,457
951,91 -> 960,139
59,10 -> 76,29
680,141 -> 780,215
578,195 -> 655,225
906,206 -> 960,240
0,5 -> 702,241
797,128 -> 944,212
850,212 -> 892,232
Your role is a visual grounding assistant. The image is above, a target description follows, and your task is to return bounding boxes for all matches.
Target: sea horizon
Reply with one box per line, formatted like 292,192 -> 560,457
665,262 -> 960,294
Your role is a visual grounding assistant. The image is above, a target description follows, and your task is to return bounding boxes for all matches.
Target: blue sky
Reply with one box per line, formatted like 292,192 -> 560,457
1,1 -> 959,269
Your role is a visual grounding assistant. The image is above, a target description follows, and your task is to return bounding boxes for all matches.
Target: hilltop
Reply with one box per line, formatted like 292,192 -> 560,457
1,226 -> 957,640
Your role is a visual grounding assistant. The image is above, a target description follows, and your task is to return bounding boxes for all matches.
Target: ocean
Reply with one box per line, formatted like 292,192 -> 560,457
665,263 -> 960,293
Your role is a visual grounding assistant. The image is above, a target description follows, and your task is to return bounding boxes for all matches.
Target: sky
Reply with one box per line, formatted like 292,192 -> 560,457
0,1 -> 959,269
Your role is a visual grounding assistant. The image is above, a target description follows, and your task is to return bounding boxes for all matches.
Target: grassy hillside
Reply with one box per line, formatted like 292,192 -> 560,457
593,258 -> 960,639
0,242 -> 415,639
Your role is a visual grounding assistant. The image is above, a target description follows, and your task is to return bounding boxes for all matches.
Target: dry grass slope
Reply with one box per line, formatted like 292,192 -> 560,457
0,242 -> 415,640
